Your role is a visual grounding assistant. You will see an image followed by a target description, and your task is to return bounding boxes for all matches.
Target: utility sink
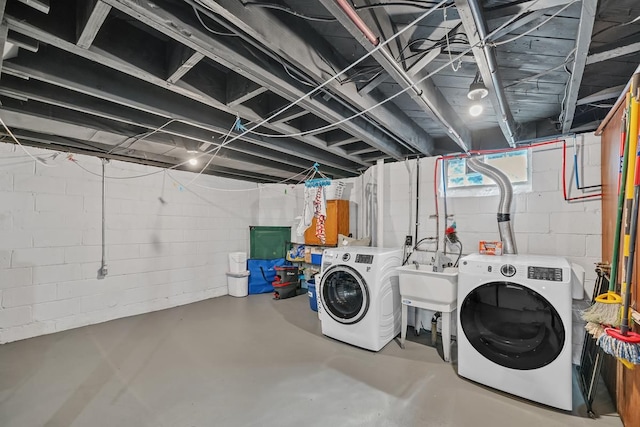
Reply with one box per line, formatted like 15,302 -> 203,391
396,265 -> 458,305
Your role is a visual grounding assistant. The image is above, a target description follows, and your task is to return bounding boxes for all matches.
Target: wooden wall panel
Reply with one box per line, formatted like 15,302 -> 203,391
600,98 -> 640,427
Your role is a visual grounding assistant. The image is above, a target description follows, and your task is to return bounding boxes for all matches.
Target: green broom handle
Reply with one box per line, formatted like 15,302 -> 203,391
611,107 -> 632,292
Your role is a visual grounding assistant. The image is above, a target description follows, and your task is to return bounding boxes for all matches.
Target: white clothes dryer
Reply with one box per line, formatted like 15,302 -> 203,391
319,247 -> 402,351
457,254 -> 573,411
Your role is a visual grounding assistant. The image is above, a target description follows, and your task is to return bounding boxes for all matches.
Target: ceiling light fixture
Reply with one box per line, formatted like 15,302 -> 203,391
467,71 -> 489,101
189,158 -> 198,166
467,71 -> 488,117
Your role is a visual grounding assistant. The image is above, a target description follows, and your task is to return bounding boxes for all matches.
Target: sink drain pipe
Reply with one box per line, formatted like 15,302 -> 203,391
467,157 -> 517,254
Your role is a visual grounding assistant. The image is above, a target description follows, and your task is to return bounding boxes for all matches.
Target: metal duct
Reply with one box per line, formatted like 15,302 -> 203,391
467,157 -> 517,254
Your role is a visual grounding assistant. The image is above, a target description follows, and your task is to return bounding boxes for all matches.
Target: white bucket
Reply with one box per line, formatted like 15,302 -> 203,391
227,271 -> 249,297
228,252 -> 247,274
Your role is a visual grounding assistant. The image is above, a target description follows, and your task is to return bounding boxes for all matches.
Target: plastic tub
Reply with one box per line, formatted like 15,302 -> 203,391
307,280 -> 318,312
228,252 -> 247,274
226,271 -> 250,297
275,266 -> 299,283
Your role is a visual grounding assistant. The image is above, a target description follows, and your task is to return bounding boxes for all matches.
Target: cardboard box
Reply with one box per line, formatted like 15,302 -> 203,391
479,241 -> 503,256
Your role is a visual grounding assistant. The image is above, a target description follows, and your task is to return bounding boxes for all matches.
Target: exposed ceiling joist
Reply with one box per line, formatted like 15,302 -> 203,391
488,10 -> 546,42
319,0 -> 469,153
577,85 -> 625,106
455,0 -> 518,147
587,35 -> 640,65
103,0 -> 410,161
1,50 -> 362,175
15,0 -> 48,14
4,13 -> 368,172
76,0 -> 112,49
166,46 -> 205,84
484,0 -> 574,19
226,73 -> 268,107
561,0 -> 598,133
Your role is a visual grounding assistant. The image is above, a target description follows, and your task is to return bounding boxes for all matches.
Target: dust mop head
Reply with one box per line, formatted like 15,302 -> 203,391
597,328 -> 640,365
580,292 -> 623,326
585,322 -> 605,339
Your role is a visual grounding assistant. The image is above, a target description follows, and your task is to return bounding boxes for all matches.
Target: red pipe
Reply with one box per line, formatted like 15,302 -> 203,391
335,0 -> 379,46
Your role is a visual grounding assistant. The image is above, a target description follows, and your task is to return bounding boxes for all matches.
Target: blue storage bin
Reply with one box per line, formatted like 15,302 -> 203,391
307,279 -> 318,312
311,253 -> 322,265
247,258 -> 288,294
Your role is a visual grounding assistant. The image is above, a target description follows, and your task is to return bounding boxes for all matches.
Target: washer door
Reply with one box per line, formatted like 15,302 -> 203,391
460,281 -> 565,370
320,265 -> 370,325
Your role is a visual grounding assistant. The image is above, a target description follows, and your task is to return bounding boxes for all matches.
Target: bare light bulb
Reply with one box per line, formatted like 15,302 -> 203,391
469,104 -> 483,117
189,158 -> 198,166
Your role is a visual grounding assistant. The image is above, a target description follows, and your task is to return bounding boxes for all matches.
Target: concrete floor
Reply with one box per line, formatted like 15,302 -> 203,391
0,294 -> 623,427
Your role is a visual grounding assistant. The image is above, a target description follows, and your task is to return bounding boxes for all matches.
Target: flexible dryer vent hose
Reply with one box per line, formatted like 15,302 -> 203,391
467,157 -> 517,255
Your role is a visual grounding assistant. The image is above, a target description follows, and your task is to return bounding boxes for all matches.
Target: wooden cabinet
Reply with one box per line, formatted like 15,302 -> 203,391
304,200 -> 349,246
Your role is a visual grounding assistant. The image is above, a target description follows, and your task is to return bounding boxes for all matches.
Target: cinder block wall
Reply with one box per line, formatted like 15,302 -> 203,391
371,134 -> 602,294
0,145 -> 259,343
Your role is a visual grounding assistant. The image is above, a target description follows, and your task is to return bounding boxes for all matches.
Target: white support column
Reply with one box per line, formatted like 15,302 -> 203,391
377,159 -> 384,248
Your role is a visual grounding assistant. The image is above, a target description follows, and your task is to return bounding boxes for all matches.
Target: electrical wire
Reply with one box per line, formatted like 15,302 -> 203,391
0,115 -> 56,167
590,15 -> 640,39
107,119 -> 179,155
454,241 -> 462,267
195,0 -> 451,153
185,118 -> 237,186
220,1 -> 549,143
241,2 -> 337,22
192,5 -> 239,36
443,7 -> 461,72
9,0 -> 556,181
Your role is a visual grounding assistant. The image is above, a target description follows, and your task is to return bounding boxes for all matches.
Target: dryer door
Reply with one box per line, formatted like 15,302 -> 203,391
320,265 -> 370,325
459,281 -> 565,370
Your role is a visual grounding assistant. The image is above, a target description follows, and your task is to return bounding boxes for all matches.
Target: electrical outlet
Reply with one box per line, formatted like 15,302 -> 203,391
405,235 -> 413,246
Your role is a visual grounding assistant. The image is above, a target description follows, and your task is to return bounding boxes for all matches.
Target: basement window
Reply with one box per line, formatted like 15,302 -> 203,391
441,149 -> 532,197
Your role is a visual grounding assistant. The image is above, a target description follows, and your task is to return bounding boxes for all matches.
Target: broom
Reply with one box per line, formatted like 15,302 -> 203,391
582,98 -> 632,326
597,99 -> 640,365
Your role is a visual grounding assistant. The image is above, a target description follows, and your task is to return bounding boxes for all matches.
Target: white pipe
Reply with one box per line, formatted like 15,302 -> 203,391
376,159 -> 384,247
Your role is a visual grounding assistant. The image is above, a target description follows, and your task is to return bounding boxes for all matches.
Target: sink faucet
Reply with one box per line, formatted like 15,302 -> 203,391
413,260 -> 420,270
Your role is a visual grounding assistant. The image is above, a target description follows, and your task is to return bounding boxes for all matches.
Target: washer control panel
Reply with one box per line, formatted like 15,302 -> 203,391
528,266 -> 563,281
355,254 -> 374,264
500,264 -> 516,277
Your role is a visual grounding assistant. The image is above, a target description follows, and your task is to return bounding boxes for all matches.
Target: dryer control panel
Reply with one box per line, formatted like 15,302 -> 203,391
355,254 -> 374,264
527,266 -> 563,281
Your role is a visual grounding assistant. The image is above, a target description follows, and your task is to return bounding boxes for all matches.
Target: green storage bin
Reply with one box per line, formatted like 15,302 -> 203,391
249,226 -> 291,259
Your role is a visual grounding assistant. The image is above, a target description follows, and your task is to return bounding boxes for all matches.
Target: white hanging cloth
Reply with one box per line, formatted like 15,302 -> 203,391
314,186 -> 327,244
297,187 -> 316,236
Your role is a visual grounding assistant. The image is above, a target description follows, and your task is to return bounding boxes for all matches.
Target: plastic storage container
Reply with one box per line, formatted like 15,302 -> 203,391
226,271 -> 250,297
307,279 -> 318,312
228,252 -> 247,274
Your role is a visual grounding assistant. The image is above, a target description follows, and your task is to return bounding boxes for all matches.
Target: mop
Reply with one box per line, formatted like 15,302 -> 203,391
582,97 -> 632,326
597,111 -> 640,366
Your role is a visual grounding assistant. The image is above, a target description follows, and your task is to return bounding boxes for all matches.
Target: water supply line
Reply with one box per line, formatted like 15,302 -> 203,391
415,158 -> 420,242
467,157 -> 517,254
98,158 -> 108,278
441,159 -> 448,255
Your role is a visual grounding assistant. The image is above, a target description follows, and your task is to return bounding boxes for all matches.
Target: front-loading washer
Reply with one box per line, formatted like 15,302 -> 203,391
457,253 -> 573,410
319,247 -> 402,351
